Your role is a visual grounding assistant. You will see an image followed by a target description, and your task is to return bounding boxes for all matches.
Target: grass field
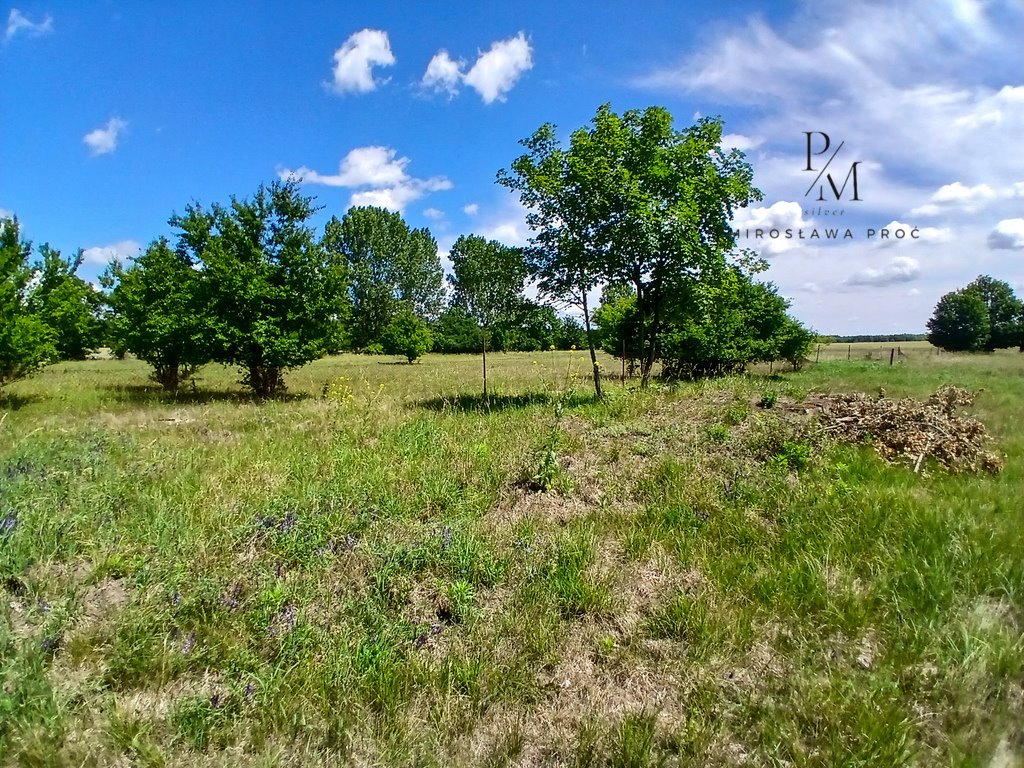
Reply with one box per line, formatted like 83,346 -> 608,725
1,349 -> 1022,766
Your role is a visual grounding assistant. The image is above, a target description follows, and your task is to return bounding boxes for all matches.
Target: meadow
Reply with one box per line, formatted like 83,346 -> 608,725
1,346 -> 1022,766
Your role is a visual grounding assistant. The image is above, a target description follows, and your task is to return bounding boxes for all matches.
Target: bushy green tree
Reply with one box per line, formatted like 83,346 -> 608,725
105,237 -> 212,391
431,306 -> 480,354
501,104 -> 760,391
171,180 -> 347,396
27,244 -> 104,360
964,275 -> 1021,350
381,307 -> 432,363
1,217 -> 55,386
927,288 -> 991,352
327,207 -> 444,349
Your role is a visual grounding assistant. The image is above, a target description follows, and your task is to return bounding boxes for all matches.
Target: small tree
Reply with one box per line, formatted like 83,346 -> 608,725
1,217 -> 55,387
381,307 -> 432,363
927,288 -> 991,352
448,234 -> 528,398
105,237 -> 212,391
27,244 -> 104,360
171,180 -> 348,397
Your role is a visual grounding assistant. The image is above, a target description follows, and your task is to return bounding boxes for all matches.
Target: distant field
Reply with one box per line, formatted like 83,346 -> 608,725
1,351 -> 1022,766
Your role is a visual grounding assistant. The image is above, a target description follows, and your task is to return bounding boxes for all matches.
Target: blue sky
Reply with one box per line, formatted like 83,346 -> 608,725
3,1 -> 1022,334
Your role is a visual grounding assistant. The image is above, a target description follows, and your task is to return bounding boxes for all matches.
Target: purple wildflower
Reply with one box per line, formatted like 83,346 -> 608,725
181,632 -> 196,655
0,512 -> 17,534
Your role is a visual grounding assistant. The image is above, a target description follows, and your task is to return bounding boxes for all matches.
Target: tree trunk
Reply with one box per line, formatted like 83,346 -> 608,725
581,288 -> 603,400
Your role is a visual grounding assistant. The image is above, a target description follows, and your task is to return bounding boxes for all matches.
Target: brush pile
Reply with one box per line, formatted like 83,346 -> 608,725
800,385 -> 1003,474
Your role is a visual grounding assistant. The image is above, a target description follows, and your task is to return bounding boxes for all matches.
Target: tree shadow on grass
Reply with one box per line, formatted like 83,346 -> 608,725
416,391 -> 582,413
102,384 -> 311,406
0,393 -> 38,411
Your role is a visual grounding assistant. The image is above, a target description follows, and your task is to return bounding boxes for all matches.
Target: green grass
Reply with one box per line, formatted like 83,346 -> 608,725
0,349 -> 1022,766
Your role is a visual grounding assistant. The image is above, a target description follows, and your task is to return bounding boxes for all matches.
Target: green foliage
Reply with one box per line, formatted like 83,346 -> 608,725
380,307 -> 432,363
26,244 -> 104,360
105,237 -> 212,391
965,275 -> 1022,350
0,217 -> 55,386
449,234 -> 528,394
326,207 -> 444,349
502,104 -> 762,387
592,284 -> 642,360
927,287 -> 991,352
170,180 -> 348,396
431,306 -> 481,353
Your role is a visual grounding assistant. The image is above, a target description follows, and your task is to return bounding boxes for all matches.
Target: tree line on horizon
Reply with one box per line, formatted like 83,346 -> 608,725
2,104 -> 817,398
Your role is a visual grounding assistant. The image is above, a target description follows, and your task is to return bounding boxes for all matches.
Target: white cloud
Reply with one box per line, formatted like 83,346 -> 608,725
731,200 -> 813,254
280,146 -> 451,213
479,219 -> 531,248
843,256 -> 920,287
463,203 -> 479,216
422,207 -> 445,220
83,117 -> 127,156
873,220 -> 954,247
5,8 -> 53,41
463,32 -> 533,104
421,50 -> 464,96
329,29 -> 395,94
721,133 -> 763,151
987,218 -> 1024,249
909,182 -> 999,216
81,240 -> 141,267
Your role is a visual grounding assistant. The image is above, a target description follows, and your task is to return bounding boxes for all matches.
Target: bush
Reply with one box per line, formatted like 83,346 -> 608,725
381,308 -> 432,363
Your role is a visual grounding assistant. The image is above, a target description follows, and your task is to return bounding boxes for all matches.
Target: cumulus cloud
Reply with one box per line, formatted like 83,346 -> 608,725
422,207 -> 445,220
81,240 -> 141,267
5,8 -> 53,41
421,50 -> 464,96
463,32 -> 532,104
83,117 -> 127,156
329,29 -> 395,94
635,1 -> 1024,207
463,203 -> 479,216
843,256 -> 920,287
730,200 -> 813,254
909,182 -> 999,216
987,218 -> 1024,249
421,33 -> 533,103
280,146 -> 451,213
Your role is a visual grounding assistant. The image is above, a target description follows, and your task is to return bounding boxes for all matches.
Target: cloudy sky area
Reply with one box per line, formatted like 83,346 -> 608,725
2,1 -> 1022,334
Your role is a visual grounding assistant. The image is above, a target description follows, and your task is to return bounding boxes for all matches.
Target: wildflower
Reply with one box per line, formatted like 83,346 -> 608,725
244,681 -> 255,699
181,632 -> 196,655
0,511 -> 17,534
570,345 -> 576,351
549,344 -> 555,351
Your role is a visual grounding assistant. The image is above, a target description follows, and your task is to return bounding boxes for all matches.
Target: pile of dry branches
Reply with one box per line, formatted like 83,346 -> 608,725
801,385 -> 1002,474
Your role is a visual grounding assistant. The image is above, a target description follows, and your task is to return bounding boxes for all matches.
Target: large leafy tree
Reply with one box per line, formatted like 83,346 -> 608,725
964,275 -> 1021,350
927,288 -> 991,352
27,244 -> 104,360
500,104 -> 760,390
105,237 -> 212,391
327,207 -> 445,349
171,180 -> 347,396
0,217 -> 55,387
448,234 -> 528,397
